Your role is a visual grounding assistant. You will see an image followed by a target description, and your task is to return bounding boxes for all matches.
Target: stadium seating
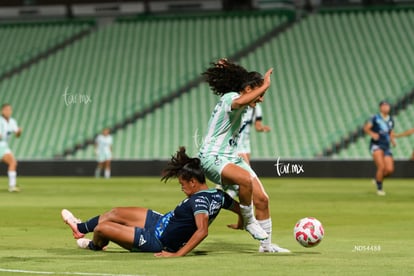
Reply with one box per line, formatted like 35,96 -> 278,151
333,101 -> 414,159
0,21 -> 92,76
242,9 -> 414,159
3,9 -> 414,160
72,9 -> 414,160
2,12 -> 289,159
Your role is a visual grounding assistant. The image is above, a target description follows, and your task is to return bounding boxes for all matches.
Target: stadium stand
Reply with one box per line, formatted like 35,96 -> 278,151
1,12 -> 290,159
71,8 -> 414,160
0,21 -> 92,76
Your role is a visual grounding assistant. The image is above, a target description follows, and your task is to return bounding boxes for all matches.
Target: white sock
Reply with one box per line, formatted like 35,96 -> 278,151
240,204 -> 255,225
104,169 -> 110,179
95,168 -> 101,178
258,218 -> 272,248
8,171 -> 17,188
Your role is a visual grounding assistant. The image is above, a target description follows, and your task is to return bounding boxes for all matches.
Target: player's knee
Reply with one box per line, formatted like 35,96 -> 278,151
94,223 -> 109,236
385,167 -> 394,176
237,175 -> 253,190
106,208 -> 120,220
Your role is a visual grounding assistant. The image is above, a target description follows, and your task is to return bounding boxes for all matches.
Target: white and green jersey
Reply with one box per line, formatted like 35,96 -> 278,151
0,116 -> 19,145
199,92 -> 247,158
237,105 -> 264,154
96,134 -> 112,155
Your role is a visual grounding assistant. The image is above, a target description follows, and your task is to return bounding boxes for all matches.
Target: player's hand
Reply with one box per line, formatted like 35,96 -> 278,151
154,250 -> 178,258
263,68 -> 273,85
227,223 -> 243,230
391,140 -> 397,147
227,216 -> 243,230
262,125 -> 271,132
371,133 -> 380,141
15,128 -> 22,137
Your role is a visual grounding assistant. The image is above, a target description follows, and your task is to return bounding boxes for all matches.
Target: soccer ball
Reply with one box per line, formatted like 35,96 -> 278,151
294,217 -> 324,247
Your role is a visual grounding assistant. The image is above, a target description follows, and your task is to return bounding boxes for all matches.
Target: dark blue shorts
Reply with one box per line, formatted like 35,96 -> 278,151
131,209 -> 163,252
370,144 -> 392,156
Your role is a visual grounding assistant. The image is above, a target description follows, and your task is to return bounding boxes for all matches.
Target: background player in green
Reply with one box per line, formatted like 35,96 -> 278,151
95,128 -> 113,178
238,103 -> 271,165
0,103 -> 22,192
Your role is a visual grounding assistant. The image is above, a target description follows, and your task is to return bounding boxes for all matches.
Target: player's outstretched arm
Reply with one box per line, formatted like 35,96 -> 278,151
232,68 -> 273,110
394,128 -> 414,138
154,213 -> 209,258
227,203 -> 244,230
390,130 -> 397,147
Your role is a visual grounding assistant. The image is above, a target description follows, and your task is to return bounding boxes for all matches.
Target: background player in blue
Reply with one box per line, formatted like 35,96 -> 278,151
364,100 -> 396,196
0,103 -> 22,192
61,147 -> 242,257
95,128 -> 113,178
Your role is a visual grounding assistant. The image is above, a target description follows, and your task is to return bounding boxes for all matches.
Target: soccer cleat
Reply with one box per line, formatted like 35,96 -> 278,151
245,221 -> 269,240
61,209 -> 85,239
8,186 -> 21,192
377,190 -> 386,196
77,238 -> 92,249
259,244 -> 291,253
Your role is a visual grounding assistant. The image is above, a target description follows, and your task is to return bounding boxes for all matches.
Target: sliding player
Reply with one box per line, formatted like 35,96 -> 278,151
62,147 -> 242,257
0,103 -> 22,192
363,100 -> 396,196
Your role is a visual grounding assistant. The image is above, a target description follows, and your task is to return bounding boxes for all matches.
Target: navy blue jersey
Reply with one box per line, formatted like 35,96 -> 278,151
369,113 -> 394,149
156,189 -> 235,252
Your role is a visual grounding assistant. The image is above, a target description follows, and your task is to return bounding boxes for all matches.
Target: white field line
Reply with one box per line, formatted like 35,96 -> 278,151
0,268 -> 147,276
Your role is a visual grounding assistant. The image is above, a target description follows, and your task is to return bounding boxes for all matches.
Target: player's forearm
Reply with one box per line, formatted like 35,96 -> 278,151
174,229 -> 208,257
395,128 -> 414,138
232,85 -> 269,109
363,124 -> 375,138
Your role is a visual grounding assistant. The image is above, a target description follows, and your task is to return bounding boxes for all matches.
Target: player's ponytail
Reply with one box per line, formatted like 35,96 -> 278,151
161,147 -> 206,184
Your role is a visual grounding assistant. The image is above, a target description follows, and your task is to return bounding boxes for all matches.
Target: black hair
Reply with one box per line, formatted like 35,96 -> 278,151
161,147 -> 206,184
245,71 -> 264,90
1,103 -> 11,109
202,59 -> 250,96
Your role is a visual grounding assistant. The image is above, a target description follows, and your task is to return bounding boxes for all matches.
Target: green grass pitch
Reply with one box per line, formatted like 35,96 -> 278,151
0,177 -> 413,276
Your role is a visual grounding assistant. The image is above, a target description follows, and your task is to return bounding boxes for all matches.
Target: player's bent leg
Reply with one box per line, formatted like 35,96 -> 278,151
3,153 -> 19,192
252,177 -> 269,220
372,150 -> 386,195
383,156 -> 394,177
93,221 -> 135,251
104,160 -> 111,178
221,164 -> 268,240
221,163 -> 253,205
99,207 -> 148,227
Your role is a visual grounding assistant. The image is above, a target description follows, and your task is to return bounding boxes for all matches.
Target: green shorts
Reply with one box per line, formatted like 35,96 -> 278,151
0,143 -> 11,158
199,153 -> 257,185
97,151 -> 112,162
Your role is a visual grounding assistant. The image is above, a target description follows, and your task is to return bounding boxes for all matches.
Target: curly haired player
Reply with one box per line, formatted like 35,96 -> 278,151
199,59 -> 289,252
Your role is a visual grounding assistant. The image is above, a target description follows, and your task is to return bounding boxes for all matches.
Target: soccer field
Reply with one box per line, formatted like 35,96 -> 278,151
0,177 -> 413,276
